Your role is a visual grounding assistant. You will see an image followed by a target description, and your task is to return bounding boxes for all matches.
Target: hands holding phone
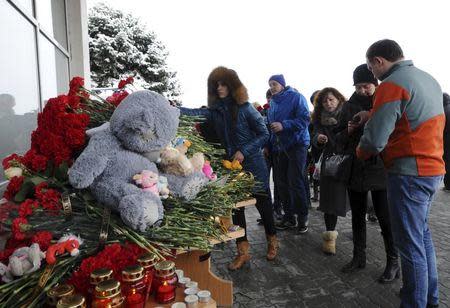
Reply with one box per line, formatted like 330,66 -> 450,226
317,134 -> 328,144
348,111 -> 370,135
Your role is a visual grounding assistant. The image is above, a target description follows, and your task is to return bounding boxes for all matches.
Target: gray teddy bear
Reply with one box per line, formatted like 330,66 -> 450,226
69,90 -> 207,231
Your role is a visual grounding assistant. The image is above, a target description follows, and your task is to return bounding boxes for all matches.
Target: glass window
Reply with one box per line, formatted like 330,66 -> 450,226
38,34 -> 69,103
11,0 -> 34,16
0,1 -> 40,182
36,0 -> 68,49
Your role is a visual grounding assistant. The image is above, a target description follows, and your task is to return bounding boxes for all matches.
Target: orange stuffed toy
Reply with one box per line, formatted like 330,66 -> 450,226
45,234 -> 83,265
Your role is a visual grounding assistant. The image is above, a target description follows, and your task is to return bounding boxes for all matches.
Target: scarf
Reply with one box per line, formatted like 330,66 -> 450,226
320,105 -> 342,126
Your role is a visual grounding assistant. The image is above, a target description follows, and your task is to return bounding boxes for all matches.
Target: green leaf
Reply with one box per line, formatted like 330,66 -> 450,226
29,176 -> 46,186
55,162 -> 69,182
43,160 -> 54,177
14,179 -> 35,203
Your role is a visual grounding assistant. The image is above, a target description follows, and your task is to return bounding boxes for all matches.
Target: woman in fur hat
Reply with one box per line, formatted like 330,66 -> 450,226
179,66 -> 278,270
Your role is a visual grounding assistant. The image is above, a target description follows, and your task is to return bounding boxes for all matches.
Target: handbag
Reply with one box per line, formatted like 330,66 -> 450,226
322,153 -> 353,182
312,153 -> 323,181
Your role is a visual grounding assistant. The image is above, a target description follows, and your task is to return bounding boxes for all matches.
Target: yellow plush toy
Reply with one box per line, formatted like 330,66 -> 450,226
222,159 -> 243,170
173,138 -> 192,155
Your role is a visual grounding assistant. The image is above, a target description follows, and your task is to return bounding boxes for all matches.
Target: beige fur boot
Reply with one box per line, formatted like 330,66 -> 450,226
322,231 -> 338,255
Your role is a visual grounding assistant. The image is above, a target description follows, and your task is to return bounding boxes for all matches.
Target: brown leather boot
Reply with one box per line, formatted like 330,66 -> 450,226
228,241 -> 251,270
266,235 -> 279,261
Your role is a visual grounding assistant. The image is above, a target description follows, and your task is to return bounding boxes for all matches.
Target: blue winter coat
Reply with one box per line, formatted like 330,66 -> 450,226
180,97 -> 270,191
267,87 -> 310,152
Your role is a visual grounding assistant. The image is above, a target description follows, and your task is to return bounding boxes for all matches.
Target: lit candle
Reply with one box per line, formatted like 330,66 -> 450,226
126,290 -> 145,308
156,283 -> 176,304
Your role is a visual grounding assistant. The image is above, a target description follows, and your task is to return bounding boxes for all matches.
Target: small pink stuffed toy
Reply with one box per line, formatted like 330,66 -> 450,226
202,161 -> 217,181
133,170 -> 159,196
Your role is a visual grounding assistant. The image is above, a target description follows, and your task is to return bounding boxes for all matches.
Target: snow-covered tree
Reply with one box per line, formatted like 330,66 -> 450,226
88,3 -> 181,98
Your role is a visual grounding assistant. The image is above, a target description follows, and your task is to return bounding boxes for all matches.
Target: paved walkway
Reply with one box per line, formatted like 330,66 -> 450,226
211,187 -> 450,307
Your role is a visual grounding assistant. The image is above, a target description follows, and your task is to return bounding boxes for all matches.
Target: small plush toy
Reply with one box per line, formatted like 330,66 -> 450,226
202,160 -> 217,181
173,138 -> 192,155
157,176 -> 170,199
190,152 -> 205,172
0,243 -> 45,282
159,147 -> 194,176
46,234 -> 83,265
222,159 -> 243,170
133,170 -> 159,196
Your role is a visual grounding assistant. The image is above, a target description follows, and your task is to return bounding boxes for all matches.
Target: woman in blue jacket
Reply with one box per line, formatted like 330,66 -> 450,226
180,66 -> 277,270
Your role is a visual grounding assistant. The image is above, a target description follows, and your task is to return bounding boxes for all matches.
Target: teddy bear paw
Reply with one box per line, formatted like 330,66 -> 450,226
119,192 -> 162,232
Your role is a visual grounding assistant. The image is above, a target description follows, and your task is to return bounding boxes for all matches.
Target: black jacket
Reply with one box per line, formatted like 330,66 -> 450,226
336,93 -> 387,192
443,93 -> 450,165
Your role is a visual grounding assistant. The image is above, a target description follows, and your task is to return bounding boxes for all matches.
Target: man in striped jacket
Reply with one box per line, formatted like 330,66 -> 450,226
355,39 -> 445,308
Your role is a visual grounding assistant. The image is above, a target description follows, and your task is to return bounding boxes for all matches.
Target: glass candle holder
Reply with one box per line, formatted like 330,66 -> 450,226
121,265 -> 147,308
137,253 -> 157,299
56,294 -> 86,308
92,279 -> 124,308
153,260 -> 178,304
46,284 -> 75,307
88,268 -> 113,304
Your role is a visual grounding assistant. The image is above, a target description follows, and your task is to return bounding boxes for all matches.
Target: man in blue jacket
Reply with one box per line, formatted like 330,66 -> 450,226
267,74 -> 311,233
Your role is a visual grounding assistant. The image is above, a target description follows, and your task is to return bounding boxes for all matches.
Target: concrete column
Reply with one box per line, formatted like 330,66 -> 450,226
66,0 -> 91,87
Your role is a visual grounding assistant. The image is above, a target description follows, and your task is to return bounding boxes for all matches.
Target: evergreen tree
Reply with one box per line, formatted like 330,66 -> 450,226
88,3 -> 181,98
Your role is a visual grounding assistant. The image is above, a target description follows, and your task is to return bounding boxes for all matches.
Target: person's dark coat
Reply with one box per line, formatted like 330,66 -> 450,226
443,93 -> 450,187
312,109 -> 348,217
335,92 -> 387,192
180,66 -> 269,191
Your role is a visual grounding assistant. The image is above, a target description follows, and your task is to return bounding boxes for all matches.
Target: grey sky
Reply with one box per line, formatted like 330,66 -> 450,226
89,0 -> 449,108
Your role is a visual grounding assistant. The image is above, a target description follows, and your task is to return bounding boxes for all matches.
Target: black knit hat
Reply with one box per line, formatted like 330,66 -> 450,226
353,64 -> 378,86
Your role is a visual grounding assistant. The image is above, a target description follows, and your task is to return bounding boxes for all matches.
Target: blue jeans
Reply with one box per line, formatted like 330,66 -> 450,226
272,145 -> 309,224
387,174 -> 442,308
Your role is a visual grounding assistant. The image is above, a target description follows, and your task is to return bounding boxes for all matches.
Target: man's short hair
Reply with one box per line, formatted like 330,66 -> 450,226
366,39 -> 404,62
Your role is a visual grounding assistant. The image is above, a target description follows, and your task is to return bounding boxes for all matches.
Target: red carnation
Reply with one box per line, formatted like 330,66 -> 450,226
67,95 -> 81,109
263,103 -> 270,110
257,106 -> 264,112
11,217 -> 30,240
194,123 -> 202,134
2,153 -> 23,169
3,176 -> 24,200
35,183 -> 61,213
118,76 -> 134,89
69,77 -> 84,95
23,149 -> 48,172
106,91 -> 128,106
67,243 -> 144,295
18,199 -> 39,217
31,231 -> 53,251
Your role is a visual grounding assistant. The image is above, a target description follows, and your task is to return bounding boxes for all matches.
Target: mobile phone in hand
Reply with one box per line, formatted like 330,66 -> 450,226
352,115 -> 361,123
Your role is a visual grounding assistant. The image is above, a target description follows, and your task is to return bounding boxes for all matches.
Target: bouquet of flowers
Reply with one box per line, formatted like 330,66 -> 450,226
0,77 -> 255,306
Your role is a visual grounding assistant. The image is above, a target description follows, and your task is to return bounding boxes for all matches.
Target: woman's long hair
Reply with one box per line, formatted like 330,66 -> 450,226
311,87 -> 346,124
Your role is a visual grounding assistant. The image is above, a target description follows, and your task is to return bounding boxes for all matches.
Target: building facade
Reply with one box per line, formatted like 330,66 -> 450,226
0,0 -> 90,186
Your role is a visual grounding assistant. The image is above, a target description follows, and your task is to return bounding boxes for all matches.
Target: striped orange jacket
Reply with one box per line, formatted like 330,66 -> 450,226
357,60 -> 445,176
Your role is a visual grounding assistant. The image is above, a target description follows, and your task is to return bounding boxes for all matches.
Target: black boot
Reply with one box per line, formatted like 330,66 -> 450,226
378,234 -> 400,284
341,250 -> 366,273
378,255 -> 400,283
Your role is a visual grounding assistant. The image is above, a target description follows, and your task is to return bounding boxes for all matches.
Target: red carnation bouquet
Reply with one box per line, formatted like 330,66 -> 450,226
0,76 -> 135,260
